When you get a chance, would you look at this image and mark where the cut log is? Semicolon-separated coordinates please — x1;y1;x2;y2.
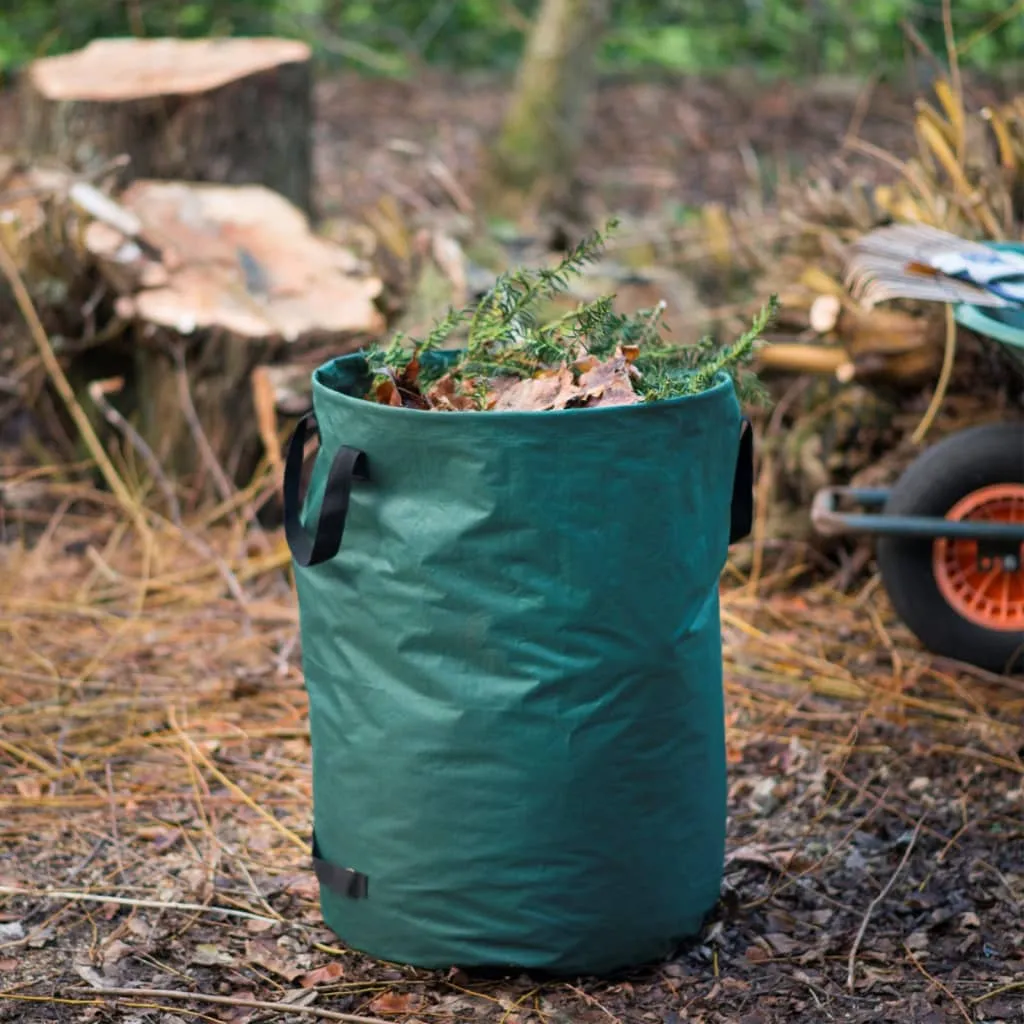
80;178;385;486
809;294;841;334
756;343;849;376
85;180;384;340
20;37;314;217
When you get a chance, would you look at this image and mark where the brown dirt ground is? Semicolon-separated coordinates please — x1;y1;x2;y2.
2;66;1024;1024
309;68;1013;221
1;522;1022;1024
3;66;1011;221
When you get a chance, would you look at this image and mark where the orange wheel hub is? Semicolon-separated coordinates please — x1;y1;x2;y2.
933;484;1024;631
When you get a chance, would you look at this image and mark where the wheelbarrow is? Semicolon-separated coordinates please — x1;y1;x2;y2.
811;280;1024;674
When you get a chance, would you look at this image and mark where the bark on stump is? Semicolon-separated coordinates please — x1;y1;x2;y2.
20;37;314;218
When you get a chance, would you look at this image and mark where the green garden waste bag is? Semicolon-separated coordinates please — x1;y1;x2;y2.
284;350;754;976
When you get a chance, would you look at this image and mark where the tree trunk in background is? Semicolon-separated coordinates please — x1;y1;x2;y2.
482;0;611;231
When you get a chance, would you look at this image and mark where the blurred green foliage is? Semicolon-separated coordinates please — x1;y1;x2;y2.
1;0;1021;77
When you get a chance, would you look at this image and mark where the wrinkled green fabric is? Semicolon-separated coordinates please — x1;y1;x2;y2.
293;351;743;976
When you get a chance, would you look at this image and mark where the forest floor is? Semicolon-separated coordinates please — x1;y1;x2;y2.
3;66;1013;219
1;67;1023;1024
1;514;1021;1024
307;67;1016;222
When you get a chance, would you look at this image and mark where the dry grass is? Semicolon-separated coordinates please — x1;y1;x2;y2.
1;466;1022;1021
2;42;1024;1017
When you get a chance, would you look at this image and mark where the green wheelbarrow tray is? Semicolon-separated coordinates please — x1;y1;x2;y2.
952;239;1024;370
953;302;1024;364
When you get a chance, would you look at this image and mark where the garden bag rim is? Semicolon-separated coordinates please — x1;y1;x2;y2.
288;350;755;569
311;351;737;423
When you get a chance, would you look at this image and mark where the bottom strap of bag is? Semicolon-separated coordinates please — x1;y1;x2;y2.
312;831;369;899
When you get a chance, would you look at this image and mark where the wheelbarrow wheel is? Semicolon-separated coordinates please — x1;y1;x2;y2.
875;422;1024;673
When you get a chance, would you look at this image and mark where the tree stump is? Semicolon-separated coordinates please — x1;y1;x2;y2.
20;37;314;218
80;178;385;489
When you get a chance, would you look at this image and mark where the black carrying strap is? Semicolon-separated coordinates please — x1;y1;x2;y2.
312;831;369;899
729;417;754;545
283;413;368;569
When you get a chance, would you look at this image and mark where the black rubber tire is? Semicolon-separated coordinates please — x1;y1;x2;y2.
875;421;1024;674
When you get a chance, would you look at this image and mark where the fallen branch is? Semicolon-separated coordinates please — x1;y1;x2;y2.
60;378;253;616
756;342;849;376
904;942;972;1024
65;986;394;1024
0;884;280;926
171;341;236;506
972;980;1024;1006
846;814;927;990
173;341;275;559
87;376;182;524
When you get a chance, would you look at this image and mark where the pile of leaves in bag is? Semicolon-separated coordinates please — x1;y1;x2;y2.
364;221;778;412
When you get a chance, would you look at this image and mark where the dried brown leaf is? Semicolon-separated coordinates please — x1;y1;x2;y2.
765;909;797;932
369;991;420;1015
137;827;181;853
191;943;235;967
493;365;581;412
300;961;345;987
245;938;304;981
427;374;479;411
398;354;421;390
375;377;402;407
101;938;134;966
726;844;785;870
15;778;42;799
578;354;641;408
764;933;800;956
244;917;278;934
573;354;601;374
74;964;108;989
583;377;639;408
388;355;432;409
977;998;1021;1020
484;376;521;409
283;875;319;901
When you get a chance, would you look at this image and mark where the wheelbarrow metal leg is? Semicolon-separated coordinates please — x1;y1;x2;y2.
811;486;1024;542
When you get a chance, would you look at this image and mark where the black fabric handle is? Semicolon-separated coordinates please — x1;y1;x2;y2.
312;831;369;899
729;417;754;545
283;413;368;569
